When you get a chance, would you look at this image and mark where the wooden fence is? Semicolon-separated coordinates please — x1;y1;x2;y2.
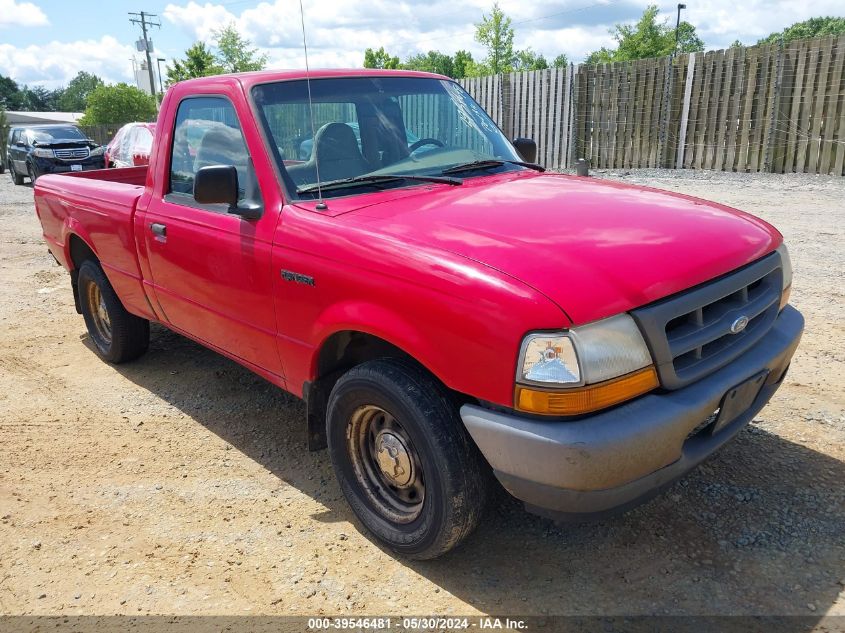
459;34;845;176
77;124;122;146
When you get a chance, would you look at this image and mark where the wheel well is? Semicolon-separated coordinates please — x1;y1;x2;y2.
69;234;98;269
68;235;98;313
304;331;422;451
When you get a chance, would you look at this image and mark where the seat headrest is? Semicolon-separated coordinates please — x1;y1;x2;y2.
312;122;361;162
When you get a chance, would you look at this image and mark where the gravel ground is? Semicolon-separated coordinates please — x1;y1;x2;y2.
0;169;843;618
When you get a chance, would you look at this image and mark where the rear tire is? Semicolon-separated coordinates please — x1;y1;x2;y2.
327;358;489;559
78;260;149;363
10;163;24;185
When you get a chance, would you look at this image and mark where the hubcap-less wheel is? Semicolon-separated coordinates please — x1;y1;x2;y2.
347;405;425;524
86;282;112;346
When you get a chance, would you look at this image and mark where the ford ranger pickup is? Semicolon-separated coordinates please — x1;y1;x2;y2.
33;69;804;559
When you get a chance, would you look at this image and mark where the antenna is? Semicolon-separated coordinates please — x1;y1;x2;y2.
298;0;326;210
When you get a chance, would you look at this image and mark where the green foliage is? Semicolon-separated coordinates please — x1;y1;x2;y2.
0;74;23;110
513;48;548;71
0;108;8;157
730;39;744;49
400;49;476;79
213;24;268;73
19;86;63;111
78;83;157;125
586;5;703;63
363;47;400;69
402;51;455;77
453;50;474;78
58;71;104;111
474;2;515;74
166;42;224;85
757;17;845;45
552;53;569;68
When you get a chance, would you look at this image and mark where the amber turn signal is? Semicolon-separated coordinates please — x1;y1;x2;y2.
515;366;659;416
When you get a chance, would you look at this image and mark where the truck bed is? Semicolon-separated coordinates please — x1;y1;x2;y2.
33;166;154;320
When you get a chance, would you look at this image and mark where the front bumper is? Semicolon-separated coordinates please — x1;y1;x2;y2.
32;155;105;175
461;305;804;521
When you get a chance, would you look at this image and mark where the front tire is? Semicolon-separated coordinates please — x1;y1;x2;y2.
78;260;149;363
327;358;489;559
27;163;38;183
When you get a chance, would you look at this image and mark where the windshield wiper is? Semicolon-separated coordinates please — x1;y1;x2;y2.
440;159;545;176
297;173;462;195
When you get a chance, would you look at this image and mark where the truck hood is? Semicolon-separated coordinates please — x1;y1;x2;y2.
344;173;781;325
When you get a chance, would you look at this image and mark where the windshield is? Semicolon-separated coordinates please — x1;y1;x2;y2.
29;126;86;142
252;76;524;199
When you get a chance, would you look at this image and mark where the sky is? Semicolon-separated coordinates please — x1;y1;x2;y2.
0;0;843;89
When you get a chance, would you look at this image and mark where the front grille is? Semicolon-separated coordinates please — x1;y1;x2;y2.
632;252;783;390
53;147;89;160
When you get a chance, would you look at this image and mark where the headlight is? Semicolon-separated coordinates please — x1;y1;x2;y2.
89;145;105;156
33;148;54;158
776;243;792;310
515;314;658;416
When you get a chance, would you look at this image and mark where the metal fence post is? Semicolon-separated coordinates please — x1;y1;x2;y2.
657;55;674;167
675;52;696;169
763;36;785;172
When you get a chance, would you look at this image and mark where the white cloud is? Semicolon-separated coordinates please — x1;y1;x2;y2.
0;0;49;27
0;36;140;88
163;1;238;43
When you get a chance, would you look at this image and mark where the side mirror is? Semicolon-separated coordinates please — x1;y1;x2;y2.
512;137;537;164
194;164;239;207
194;165;261;220
15;140;26;147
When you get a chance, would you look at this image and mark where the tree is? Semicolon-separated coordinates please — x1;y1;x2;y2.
166;42;224;85
757;17;845;45
474;2;515;74
363;47;400;69
0;74;24;110
402;51;455;77
453;50;474;78
78;83;157;125
730;39;744;48
552;53;569;68
586;5;703;63
58;71;104;111
0;108;9;161
513;48;548;71
213;24;268;73
18;86;63;112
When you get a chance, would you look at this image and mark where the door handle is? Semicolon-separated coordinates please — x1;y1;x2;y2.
150;222;167;239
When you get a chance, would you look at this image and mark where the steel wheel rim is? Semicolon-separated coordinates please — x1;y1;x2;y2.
86;282;112;346
347;404;425;524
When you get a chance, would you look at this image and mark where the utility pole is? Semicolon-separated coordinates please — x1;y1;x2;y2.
129;11;160;99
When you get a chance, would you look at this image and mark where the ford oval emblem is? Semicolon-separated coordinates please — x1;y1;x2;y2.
730;315;749;334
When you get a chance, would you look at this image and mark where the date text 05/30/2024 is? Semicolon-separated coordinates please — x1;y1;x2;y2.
307;617;528;630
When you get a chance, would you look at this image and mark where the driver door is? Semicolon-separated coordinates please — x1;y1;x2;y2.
142;95;282;376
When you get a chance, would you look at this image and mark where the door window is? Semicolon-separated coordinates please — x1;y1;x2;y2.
169;96;256;205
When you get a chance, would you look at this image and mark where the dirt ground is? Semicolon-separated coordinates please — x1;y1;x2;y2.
0;169;843;618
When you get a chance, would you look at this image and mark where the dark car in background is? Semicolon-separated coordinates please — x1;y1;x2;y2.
105;122;156;168
6;124;105;185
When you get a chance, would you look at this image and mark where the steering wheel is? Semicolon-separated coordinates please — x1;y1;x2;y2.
408;138;445;152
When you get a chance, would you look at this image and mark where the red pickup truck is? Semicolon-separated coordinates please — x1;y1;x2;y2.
34;69;803;559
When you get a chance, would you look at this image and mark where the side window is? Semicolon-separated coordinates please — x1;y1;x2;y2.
169;96;253;204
